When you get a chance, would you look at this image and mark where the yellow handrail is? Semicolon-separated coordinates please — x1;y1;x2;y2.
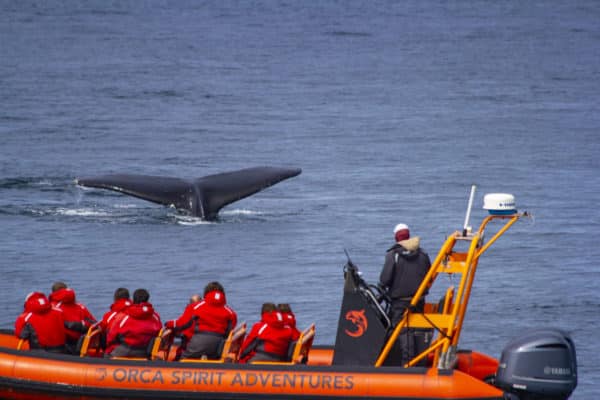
375;234;457;367
375;212;524;368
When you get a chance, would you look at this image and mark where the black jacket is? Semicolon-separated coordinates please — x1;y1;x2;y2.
379;237;431;299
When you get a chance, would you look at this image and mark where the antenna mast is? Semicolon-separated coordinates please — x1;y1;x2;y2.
462;185;477;236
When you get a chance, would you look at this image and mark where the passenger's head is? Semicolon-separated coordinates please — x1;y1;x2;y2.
204;281;224;296
132;288;150;304
114;287;130;301
262;307;285;327
261;302;277;315
24;292;51;313
51;281;67;293
393;223;410;242
189;294;201;304
278;303;296;327
277;303;292;313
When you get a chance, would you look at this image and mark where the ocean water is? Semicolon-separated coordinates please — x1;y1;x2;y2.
1;1;599;398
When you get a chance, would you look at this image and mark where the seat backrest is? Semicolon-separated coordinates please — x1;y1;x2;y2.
150;328;174;361
78;323;104;357
221;322;247;362
291;323;315;364
17;338;29;351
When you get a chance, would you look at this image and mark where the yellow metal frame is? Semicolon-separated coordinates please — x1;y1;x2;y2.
375;212;525;368
79;322;103;357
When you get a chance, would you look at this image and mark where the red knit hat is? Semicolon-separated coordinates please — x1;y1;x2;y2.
394;223;410;242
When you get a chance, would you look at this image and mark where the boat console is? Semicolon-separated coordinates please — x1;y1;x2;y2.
332;259;391;365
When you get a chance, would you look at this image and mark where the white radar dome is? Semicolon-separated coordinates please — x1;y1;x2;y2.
483;193;517;215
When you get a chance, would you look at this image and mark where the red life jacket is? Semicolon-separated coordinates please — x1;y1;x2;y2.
239;311;295;362
166;290;237;340
105;302;161;354
257;311;295;357
281;311;301;340
49;288;96;342
15;292;66;349
165;301;199;340
101;298;131;331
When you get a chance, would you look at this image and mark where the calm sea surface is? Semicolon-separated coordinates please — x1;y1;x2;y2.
1;1;599;398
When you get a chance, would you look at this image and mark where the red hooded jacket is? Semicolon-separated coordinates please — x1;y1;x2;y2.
15;292;66;350
281;311;301;340
100;298;131;332
105;302;161;355
49;288;96;342
165;290;237;340
165;300;199;341
239;311;295;363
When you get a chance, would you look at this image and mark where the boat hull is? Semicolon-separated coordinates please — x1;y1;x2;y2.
0;331;503;400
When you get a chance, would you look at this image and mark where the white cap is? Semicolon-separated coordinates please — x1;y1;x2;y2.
393;223;409;233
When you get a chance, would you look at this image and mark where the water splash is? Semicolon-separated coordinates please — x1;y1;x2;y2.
222;209;264;216
174;215;215;226
55;208;112;217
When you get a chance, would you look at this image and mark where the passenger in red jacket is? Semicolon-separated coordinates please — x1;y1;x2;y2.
181;294;202;340
238;302;274;363
100;287;131;332
105;288;162;358
277;303;301;340
164;294;202;360
49;282;97;354
15;292;66;353
165;282;237;360
239;303;295;363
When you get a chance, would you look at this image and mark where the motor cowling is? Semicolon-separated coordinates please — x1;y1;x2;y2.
495;329;577;400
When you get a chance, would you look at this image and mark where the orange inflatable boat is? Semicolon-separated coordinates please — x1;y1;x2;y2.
0;193;578;400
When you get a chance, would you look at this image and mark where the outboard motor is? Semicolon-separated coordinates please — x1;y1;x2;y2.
495;329;577;400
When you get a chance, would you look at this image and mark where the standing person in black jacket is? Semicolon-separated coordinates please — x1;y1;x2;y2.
379;223;432;325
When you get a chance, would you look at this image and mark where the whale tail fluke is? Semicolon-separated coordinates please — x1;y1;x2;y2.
75;166;301;220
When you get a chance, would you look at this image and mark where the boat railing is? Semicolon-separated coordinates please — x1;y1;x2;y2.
360;285;391;328
375;213;525;369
